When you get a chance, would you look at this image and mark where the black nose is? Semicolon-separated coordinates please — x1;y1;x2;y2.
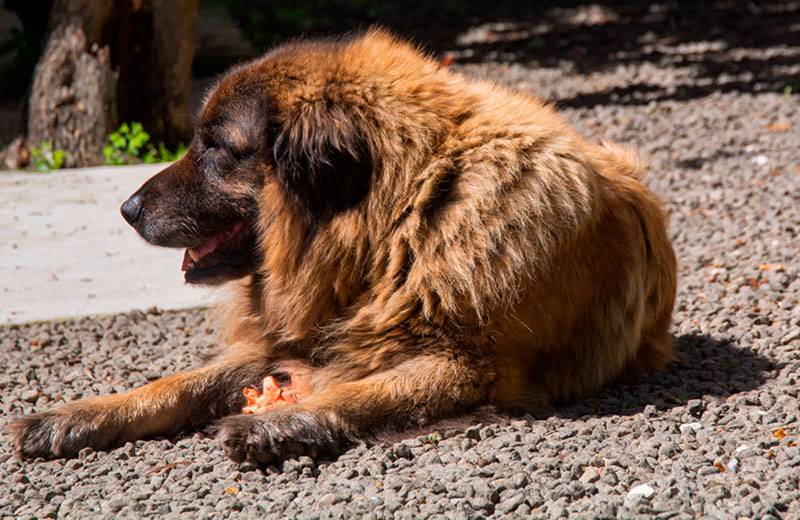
120;194;144;225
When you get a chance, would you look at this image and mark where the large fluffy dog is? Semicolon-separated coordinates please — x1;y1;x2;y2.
12;29;676;464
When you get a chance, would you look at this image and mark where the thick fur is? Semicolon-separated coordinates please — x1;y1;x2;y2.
11;29;677;463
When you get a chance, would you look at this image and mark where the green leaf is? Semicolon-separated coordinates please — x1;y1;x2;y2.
142;146;158;163
174;144;187;160
157;141;169;161
52;150;66;169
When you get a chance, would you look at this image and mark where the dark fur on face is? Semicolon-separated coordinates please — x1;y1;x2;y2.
121;45;377;283
121;94;269;284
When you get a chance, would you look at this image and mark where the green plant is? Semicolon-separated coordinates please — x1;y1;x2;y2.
102;122;150;165
103;122;186;165
154;141;188;163
29;142;66;172
422;432;442;445
784;85;794;97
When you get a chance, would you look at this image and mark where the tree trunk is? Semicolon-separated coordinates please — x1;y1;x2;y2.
25;0;197;168
28;23;117;167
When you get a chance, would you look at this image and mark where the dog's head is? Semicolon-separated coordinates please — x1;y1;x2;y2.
121;37;378;285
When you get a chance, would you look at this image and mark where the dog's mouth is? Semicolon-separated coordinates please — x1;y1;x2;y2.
181;221;259;285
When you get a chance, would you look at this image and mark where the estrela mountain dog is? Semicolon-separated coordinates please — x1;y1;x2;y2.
12;29;676;464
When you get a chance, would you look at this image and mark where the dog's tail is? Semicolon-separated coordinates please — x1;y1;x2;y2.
594;140;648;180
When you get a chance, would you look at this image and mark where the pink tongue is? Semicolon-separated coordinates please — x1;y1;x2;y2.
182;235;221;272
181;222;245;272
194;235;220;258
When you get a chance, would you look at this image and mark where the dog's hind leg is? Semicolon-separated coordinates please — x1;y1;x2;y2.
10;341;271;459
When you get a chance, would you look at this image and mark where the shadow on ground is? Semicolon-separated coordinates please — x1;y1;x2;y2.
379;332;777;445
197;1;800;108
556;333;777;419
410;0;800;106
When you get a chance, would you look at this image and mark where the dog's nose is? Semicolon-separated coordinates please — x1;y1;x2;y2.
120;194;144;225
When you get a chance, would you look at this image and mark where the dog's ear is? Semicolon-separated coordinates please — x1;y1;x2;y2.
272;102;373;217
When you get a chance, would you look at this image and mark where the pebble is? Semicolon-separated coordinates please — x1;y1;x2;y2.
20;389;39;403
627;484;656;501
679;422;703;434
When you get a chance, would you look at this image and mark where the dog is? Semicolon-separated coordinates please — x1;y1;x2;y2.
11;29;676;464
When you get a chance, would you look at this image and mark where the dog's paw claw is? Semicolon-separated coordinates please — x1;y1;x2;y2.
10;413;57;459
10;408;115;460
216;409;345;466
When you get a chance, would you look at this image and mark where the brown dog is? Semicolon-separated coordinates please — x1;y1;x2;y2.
11;29;676;464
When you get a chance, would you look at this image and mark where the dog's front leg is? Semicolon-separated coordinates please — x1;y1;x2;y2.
11;342;270;459
217;351;494;465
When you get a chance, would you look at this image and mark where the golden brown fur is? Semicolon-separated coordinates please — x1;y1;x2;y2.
12;29;676;463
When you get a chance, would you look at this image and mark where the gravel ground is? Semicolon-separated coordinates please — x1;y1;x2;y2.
2;3;800;518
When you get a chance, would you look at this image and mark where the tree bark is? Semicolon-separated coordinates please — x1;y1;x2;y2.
28;23;117;167
25;0;197;167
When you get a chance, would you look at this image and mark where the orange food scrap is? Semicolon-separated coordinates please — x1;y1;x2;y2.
223;486;239;495
241;369;311;415
242;376;287;414
758;263;785;272
764;122;790;133
773;428;786;440
713;461;726;472
242;386;261;407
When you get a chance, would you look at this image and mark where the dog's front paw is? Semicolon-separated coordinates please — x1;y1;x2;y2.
10;407;117;459
216;408;348;466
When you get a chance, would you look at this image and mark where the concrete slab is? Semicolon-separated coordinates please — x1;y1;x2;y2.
0;164;217;324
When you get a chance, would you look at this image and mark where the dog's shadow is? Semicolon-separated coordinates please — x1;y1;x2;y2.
381;333;777;446
554;333;777;420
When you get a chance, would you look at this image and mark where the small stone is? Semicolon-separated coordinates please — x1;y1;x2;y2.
752;154;769;166
579;467;601;483
392;444;413;460
510;472;528;489
781;328;800;345
679;422;703;434
319;493;338;506
686;399;704;417
626;484;655;503
464;426;481;440
106;496;128;512
65;460;83;470
497;491;526;513
735;445;757;458
20;389;39;403
78;447;95;459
